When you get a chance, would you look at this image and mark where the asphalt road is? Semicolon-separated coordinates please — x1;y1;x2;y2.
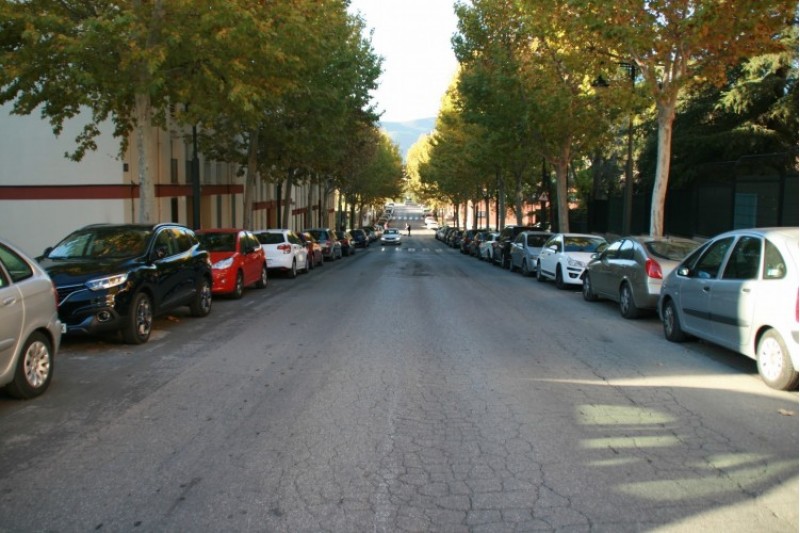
0;215;797;532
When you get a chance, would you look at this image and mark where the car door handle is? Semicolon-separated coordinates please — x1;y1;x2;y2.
2;296;16;306
702;286;711;292
741;287;751;293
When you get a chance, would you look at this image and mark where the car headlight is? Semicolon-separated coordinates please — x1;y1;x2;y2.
213;257;234;270
567;257;585;268
86;273;129;291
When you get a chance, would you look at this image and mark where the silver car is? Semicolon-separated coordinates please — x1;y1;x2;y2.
658;227;799;390
381;228;402;245
583;236;700;318
509;231;551;276
0;239;61;398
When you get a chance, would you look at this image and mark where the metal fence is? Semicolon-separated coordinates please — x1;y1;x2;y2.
580;153;798;238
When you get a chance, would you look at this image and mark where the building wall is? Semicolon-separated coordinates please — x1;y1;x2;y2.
0;105;337;256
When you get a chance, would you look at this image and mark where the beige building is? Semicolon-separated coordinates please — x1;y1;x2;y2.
0;105;337;256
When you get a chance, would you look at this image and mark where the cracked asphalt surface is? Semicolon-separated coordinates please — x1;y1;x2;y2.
0;226;797;532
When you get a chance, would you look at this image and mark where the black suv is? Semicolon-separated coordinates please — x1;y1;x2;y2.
39;223;213;344
494;225;548;268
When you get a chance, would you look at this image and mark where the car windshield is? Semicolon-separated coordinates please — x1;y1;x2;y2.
255;233;284;245
198;233;236;252
526;234;549;247
564;236;606;252
48;227;150;259
308;230;328;241
385;229;399;235
646;240;699;261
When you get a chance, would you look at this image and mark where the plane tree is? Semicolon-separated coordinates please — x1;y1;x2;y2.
572;0;797;236
0;0;284;223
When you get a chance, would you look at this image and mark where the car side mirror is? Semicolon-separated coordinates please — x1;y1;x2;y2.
42;246;53;257
677;266;691;277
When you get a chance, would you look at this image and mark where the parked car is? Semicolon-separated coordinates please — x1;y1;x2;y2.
299;232;324;269
536;233;608;289
459;229;481;254
583;236;700;318
350;229;369;248
469;230;492;257
197;229;267;298
658;227;799;390
494;225;546;268
0;239;61;398
336;230;356;257
39;223;212;344
425;220;440;230
478;232;500;261
253;229;309;279
305;228;342;261
509;231;551;276
360;227;377;243
381;228;402;245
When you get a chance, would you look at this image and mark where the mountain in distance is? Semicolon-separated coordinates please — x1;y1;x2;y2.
380;117;435;161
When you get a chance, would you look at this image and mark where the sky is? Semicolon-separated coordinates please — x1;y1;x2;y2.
347;0;460;123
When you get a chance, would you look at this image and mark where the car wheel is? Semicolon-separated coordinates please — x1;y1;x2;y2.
304;256;311;273
582;275;598;301
508;257;516;272
5;332;53;399
662;299;686;342
521;260;531;277
619;283;640;319
190;277;213;317
256;264;268;288
536;261;546;282
289;259;297;279
122;292;153;344
757;329;799;391
231;270;245;299
555;266;566;290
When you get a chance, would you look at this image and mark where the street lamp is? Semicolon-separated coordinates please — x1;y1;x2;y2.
592;62;638;235
619;62;637;236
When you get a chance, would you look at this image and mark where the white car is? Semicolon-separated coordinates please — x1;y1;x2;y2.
659;227;799;390
381;228;402;246
425;221;439;230
0;238;61;398
536;233;608;289
478;232;499;261
254;229;309;278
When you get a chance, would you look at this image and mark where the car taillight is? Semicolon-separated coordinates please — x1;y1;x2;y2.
645;259;663;279
277;243;292;254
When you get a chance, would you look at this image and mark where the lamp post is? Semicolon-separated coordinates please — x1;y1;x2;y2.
620;62;637;236
191;123;201;230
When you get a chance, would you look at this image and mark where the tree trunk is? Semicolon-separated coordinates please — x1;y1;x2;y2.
242;128;259;230
282;170;292;228
514;169;524;225
497;172;506;229
134;93;155;223
307;179;314;230
554;145;571;233
650;100;676;237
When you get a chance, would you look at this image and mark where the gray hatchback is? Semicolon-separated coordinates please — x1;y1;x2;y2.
658;227;799;390
0;239;61;398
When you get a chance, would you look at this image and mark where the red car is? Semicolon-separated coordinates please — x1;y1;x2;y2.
197;229;268;298
299;232;324;269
